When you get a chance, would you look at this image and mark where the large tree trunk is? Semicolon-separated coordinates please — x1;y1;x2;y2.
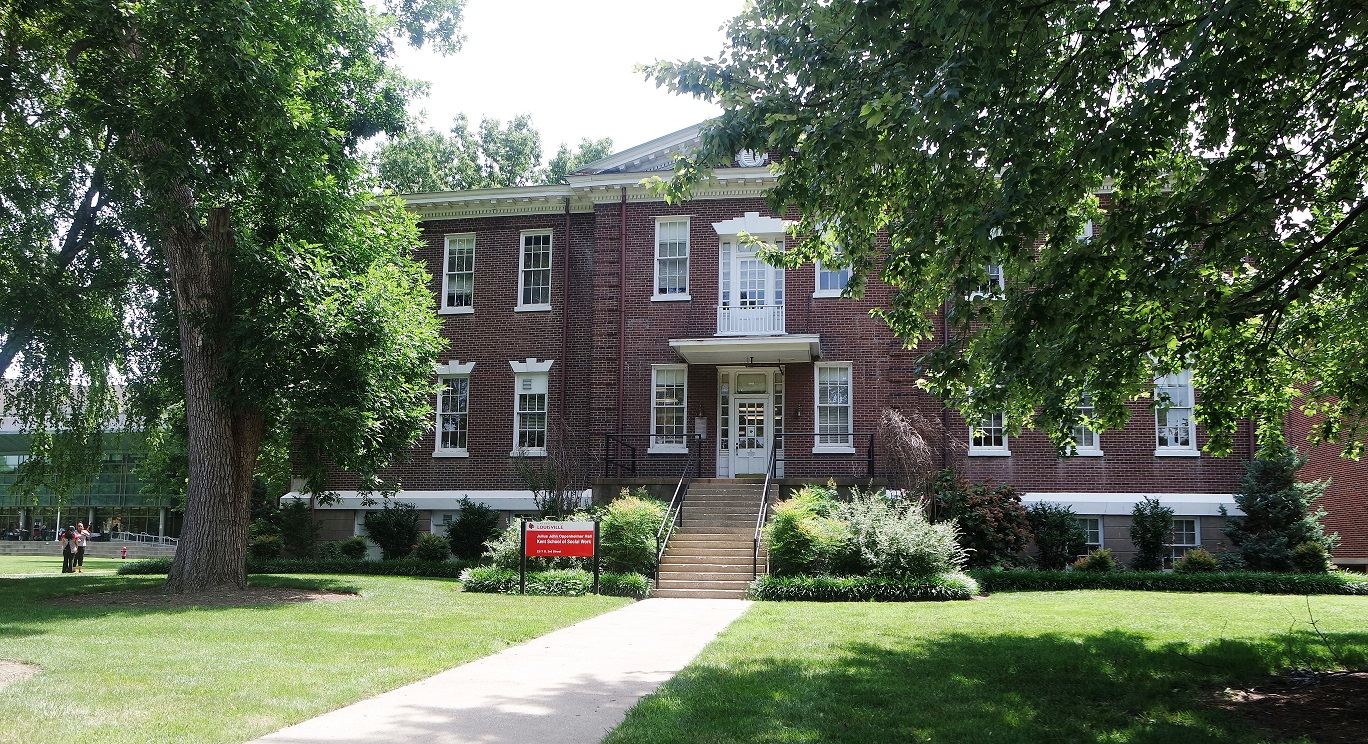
163;204;262;593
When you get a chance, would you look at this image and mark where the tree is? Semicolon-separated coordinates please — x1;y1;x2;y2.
445;496;501;560
371;116;612;192
1025;502;1087;570
363;500;422;560
3;0;462;592
1223;444;1336;572
647;0;1368;456
1129;497;1175;571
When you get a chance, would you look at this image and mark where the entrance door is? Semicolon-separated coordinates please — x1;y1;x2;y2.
732;396;771;475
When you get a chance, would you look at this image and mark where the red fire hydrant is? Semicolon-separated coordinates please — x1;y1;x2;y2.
120;546;127;559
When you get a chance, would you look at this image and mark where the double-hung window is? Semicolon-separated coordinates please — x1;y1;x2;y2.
1155;370;1198;456
969;412;1010;455
434;360;474;457
650;365;688;452
442;233;475;313
815;363;854;451
517;230;553;311
1169;518;1200;562
510;359;553;456
654;218;690;299
1071;394;1103;456
814;248;851;298
1077;517;1103;549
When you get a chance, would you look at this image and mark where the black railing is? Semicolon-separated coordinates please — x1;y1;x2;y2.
761;432;877;480
753;442;780;579
654;444;700;581
602;433;703;479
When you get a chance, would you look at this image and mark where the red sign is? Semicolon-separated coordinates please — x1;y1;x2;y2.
525;521;596;558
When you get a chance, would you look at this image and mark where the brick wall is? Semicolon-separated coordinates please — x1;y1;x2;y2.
1285;404;1368;563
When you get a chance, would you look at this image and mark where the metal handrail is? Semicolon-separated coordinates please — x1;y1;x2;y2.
653;443;699;581
753;442;780;579
113;531;178;547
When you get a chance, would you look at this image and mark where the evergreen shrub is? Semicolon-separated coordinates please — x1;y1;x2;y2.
413;532;452;562
363;501;422;560
1130;497;1174;571
445;497;502;560
1026;502;1087;570
1224;445;1336;573
598;492;668;575
1173;547;1219;573
970;569;1368;595
1072;548;1121;573
748;573;978;602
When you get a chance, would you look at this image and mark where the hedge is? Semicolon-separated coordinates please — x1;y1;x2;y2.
747;573;979;602
969;569;1368;595
116;557;478;579
458;567;653;598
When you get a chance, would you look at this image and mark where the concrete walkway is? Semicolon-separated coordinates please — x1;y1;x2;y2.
253;598;752;744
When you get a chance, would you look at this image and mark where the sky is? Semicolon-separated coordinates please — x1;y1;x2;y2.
389;0;746;158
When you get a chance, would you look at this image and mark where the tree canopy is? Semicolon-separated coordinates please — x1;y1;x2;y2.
371;114;612;192
647;0;1368;456
1;0;460;591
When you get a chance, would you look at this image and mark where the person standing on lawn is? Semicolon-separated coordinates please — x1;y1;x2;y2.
74;522;90;573
60;526;77;573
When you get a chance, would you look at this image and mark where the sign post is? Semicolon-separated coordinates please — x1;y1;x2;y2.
524;519;599;594
519;520;527;595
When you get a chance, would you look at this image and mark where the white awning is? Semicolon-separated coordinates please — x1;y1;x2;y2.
669;335;821;365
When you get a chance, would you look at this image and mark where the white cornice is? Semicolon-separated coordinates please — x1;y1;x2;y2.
575;122;705;174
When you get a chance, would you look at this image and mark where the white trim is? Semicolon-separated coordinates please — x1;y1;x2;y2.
508;358;554;374
813;362;853;452
814;253;850;299
436;360;476;375
1154;449;1201;458
968;412;1010;456
654;216;691;299
573;122;702;174
649;364;690;454
712;211;790;237
434;367;472;458
1021;492;1241;517
651;294;691;302
1071;397;1103;456
1077;516;1103;547
510;367;550;457
1154;370;1198;455
438;306;474;315
516;229;554;312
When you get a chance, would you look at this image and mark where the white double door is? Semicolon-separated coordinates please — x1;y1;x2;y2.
719;368;781;477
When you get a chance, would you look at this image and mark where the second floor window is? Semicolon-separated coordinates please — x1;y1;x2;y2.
814;246;850;298
442;234;475;312
1155;370;1197;455
815;363;853;449
969;412;1010;455
1072;394;1102;455
518;231;553;310
655;218;690;298
513;371;549;455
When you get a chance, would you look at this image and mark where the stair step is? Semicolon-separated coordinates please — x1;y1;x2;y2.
653;588;750;599
672;527;754;536
667;539;755;549
657;579;753;591
658;571;761;581
664;547;756;557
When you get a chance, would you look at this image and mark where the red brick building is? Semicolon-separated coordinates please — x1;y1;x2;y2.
303;123;1363;569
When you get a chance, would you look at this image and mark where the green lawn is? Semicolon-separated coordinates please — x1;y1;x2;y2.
0;570;630;743
605;592;1368;744
0;554;126;575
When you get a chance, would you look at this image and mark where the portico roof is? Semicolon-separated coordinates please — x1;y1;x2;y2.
668;335;821;365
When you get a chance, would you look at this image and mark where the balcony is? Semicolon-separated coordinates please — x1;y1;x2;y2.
716;303;785;336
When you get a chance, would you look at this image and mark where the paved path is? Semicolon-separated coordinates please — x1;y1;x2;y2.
253;598;752;744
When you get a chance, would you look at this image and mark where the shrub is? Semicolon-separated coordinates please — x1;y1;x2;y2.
276;499;323;559
363;501;422;560
931;471;1031;568
969;569;1368;596
1173;547;1219;573
1026;502;1087;570
1213;547;1248;572
598;492;668;575
445;497;502;561
763;496;848;576
459;566;652;598
484;521;525;570
249;534;284;559
835;489;966;579
336;536;368;560
413;532;452;562
748;573;979;602
1224;445;1337;573
1072;548;1121;573
1130;497;1174;571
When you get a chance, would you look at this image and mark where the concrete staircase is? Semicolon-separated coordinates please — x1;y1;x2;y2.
0;541;176;559
655;480;770;599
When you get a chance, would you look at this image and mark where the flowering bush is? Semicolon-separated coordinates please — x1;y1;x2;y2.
932;471;1032;567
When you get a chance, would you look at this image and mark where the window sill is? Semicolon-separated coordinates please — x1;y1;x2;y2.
432;449;469;458
812;445;856;454
967;449;1012;457
811;290;844;299
1154;449;1200;457
515;304;552;313
1070;450;1104;457
438;306;474;315
509;449;548;457
652;294;691;302
647;445;690;454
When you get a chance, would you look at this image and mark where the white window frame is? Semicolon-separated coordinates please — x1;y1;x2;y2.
1154;370;1199;457
1071;394;1103;456
968;412;1011;456
1169;517;1200;561
509;359;553;456
1077;517;1103;548
440;233;475;314
652;217;691;301
516;230;553;312
969;263;1005;299
814;362;854;453
434;360;474;458
649;365;689;453
813;248;851;299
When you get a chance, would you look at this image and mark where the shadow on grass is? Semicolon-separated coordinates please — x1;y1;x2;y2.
606;629;1368;744
0;573;365;639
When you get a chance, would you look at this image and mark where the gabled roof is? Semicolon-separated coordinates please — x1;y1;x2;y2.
573;122;705;175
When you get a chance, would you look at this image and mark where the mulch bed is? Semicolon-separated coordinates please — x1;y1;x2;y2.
1221;670;1368;743
49;586;358;609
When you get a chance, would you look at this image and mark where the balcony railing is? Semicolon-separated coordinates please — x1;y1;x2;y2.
716;303;785;336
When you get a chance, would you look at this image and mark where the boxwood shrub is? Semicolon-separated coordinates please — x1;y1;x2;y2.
459;566;653;599
970;569;1368;595
116;557;478;579
748;572;979;602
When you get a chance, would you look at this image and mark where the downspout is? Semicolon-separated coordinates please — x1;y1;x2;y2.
940;299;950;471
561;196;572;422
616;187;627;433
